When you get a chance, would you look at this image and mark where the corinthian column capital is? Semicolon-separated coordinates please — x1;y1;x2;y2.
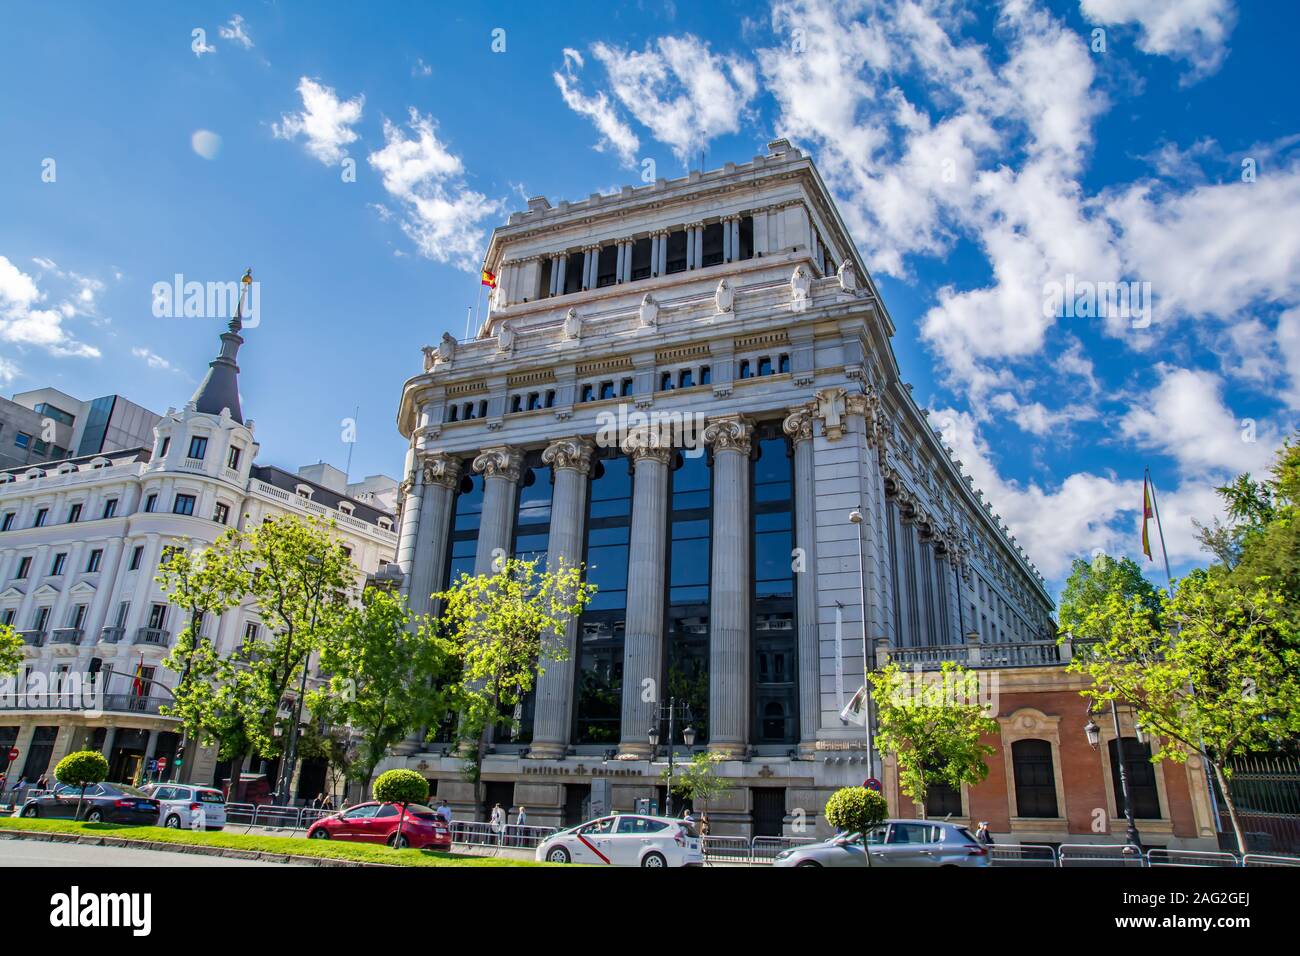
421;453;463;489
472;446;523;481
541;436;596;474
703;414;753;455
620;426;675;466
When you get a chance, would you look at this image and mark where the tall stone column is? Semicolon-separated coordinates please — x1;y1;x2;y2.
530;437;595;758
914;530;933;644
783;407;820;755
655;230;668;276
890;503;913;647
407;454;462;618
722;217;733;262
395;464;422;592
618;432;673;757
691;222;704;269
556;253;567;294
705;415;753;757
472;447;522;575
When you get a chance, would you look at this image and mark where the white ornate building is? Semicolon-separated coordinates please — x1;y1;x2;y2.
0;310;398;792
374;140;1214;847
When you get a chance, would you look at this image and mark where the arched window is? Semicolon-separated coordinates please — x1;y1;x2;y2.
1012;739;1059;818
761;701;786;741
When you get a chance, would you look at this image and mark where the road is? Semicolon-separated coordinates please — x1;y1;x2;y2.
0;839;299;867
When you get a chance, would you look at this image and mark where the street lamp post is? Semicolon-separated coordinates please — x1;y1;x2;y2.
275;663;311;806
648;698;695;818
1085;700;1142;848
847;509;878;780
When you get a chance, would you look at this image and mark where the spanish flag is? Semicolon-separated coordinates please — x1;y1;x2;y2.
132;654;146;697
480;268;497;289
1141;473;1154;560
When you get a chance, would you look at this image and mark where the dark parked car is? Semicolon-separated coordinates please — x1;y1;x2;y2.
17;782;161;825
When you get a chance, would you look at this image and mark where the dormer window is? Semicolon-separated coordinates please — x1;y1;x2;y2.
295;485;314;501
158;436;170;458
377;518;392;531
339;502;355;517
227;446;242;470
188;436;208;460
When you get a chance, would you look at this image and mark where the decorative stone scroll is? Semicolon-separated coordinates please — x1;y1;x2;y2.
421;453;462;490
541;437;595;475
472;446;523;482
703;414;753;455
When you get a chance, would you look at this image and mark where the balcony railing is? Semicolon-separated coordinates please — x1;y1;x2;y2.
18;630;45;647
0;692;171;716
885;639;1068;670
134;627;170;647
50;627;83;645
98;626;125;644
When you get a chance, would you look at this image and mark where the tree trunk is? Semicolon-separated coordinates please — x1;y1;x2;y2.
226;750;245;803
1211;760;1247;856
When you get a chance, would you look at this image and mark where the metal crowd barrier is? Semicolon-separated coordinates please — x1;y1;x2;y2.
253;805;303;830
1058;843;1146;867
989;844;1058;867
751;835;816;862
1147;848;1240;867
224;802;256;825
449;820;556;848
1243;853;1300;867
700;835;763;863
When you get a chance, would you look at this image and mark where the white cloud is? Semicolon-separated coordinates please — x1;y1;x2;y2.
1278;307;1300;410
412;58;432;78
219;14;254;50
1119;365;1283;478
562;35;757;165
367;109;502;271
0;255;100;359
131;347;177;372
0;356;18;386
273;77;364;166
554;49;641;167
1079;0;1237;79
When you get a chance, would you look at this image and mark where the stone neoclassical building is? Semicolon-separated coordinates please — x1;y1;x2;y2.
1;307;398;794
385;141;1217;847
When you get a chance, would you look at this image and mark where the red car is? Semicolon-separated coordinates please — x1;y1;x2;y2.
306;801;452;850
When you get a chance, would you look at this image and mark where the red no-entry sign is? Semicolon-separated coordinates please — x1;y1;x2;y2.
7;747;19;762
156;757;168;769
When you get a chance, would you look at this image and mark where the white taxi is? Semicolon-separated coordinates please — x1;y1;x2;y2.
140;783;227;830
536;813;704;867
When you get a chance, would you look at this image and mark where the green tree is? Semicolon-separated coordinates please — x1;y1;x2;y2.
156;531;249;781
661;751;731;812
372;768;430;848
1221;436;1300;614
823;785;888;837
54;750;109;821
309;588;457;790
432;558;595;814
1059;554;1164;635
1066;568;1300;854
869;662;998;818
166;515;354;801
0;621;22;679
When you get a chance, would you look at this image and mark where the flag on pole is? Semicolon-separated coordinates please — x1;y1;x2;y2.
480;268;497;289
1141;472;1154;560
132;654;146;697
840;685;869;727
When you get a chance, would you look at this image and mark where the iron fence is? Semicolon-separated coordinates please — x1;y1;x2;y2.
989;844;1058;867
1219;755;1300;854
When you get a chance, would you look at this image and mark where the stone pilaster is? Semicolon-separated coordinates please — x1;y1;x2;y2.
784;407;820;755
705;415;752;757
530;437;595;758
618;430;673;757
472;446;523;575
406;454;462;619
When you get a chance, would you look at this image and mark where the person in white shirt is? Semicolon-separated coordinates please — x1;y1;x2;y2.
490;803;506;845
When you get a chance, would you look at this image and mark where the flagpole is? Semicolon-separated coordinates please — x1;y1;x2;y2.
1148;467;1224;832
473;282;484;337
1145;467;1175;599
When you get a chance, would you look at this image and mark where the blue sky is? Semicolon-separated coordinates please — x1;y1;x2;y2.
2;0;1297;600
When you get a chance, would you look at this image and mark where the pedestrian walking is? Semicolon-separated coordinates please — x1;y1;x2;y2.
15;777;28;802
36;772;48;792
699;812;710;837
514;805;528;847
490;802;506;846
975;821;995;846
436;799;452;825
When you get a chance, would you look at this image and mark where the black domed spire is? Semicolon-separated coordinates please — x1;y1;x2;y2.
190;268;252;423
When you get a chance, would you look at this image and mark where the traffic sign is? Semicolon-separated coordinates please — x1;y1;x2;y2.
6;747;17;762
863;777;882;793
157;757;168;769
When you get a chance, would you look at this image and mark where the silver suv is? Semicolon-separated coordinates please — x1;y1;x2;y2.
141;783;227;830
773;819;991;867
